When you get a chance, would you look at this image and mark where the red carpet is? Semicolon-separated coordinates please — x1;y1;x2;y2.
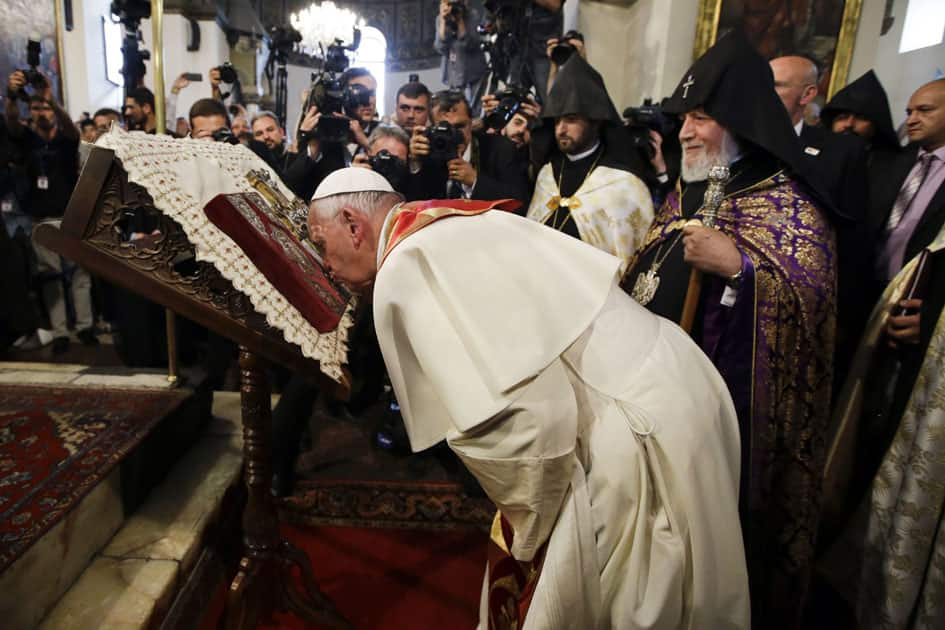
259;524;488;629
0;383;190;571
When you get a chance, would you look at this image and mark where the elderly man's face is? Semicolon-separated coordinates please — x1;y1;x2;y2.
679;108;738;182
308;207;377;294
770;56;818;124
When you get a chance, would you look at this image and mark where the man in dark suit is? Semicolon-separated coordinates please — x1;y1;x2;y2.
406;91;530;204
871;79;945;296
771;55;872;386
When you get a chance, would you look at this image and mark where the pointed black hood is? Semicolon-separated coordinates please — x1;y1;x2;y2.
821;70;899;150
663;30;809;182
543;55;621;123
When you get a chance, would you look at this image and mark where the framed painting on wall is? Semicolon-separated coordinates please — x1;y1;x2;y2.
693;0;864;100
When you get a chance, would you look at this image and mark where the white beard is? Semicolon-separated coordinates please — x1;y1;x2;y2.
681;131;741;182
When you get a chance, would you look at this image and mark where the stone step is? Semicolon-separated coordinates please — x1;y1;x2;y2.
36;392;255;630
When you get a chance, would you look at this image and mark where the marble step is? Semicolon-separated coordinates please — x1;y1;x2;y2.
36;392;256;630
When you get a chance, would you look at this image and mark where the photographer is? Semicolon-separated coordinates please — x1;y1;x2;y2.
491;0;564;104
481;90;542;149
352;124;410;191
405;90;529;204
124;86;156;133
189;98;231;140
6;69;95;353
393;81;430;134
341;67;379;156
281;104;348;201
434;0;487;110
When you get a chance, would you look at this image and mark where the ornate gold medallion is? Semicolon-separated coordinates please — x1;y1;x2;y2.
631;265;661;305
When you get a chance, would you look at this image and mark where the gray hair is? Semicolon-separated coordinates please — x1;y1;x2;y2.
368;124;409;151
251;110;280;127
309;190;403;224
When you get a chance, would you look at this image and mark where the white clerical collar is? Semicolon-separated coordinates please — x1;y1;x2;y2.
794;120;803;136
462;142;471;162
566;140;601;162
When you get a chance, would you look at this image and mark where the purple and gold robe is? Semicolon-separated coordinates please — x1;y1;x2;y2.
623;171;837;629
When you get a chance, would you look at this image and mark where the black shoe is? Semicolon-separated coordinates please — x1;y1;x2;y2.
76;328;100;346
52;336;70;355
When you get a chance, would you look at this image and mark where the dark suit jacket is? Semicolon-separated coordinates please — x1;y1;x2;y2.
799;124;870;223
404;132;531;206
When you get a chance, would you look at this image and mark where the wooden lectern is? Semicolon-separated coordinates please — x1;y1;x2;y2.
35;145;351;629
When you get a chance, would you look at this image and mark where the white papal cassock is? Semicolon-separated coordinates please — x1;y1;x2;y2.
372;207;750;629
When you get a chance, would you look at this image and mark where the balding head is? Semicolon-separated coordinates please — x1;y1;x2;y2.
906;78;945;151
770;56;820;126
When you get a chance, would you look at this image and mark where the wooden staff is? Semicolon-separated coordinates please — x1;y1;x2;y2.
679;164;729;334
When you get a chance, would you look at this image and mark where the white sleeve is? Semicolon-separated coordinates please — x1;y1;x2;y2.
446;358;578;562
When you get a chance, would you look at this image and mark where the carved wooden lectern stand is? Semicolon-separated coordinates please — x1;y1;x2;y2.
35;147;350;629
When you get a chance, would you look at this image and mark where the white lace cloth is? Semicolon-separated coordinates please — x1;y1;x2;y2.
95;127;352;382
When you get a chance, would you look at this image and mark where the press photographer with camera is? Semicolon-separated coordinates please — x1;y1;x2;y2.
525;55;653;272
189;98;232;141
405;90;529;204
352;124;410;191
484;0;563;104
340;68;379;156
434;0;487;111
622;98;680;206
6;67;96;353
393;81;431;134
481;87;542;149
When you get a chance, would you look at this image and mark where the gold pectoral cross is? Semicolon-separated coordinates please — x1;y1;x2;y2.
546;195;582;212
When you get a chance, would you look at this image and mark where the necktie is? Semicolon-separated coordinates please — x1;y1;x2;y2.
887;153;934;231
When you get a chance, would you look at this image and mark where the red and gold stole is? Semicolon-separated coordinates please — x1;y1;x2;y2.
378;198;521;268
487;513;548;630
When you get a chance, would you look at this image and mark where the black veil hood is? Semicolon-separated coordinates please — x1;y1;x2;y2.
821;70;900;150
542;55;621;123
663;30;808;180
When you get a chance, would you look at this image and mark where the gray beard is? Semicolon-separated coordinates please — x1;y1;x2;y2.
681;132;740;182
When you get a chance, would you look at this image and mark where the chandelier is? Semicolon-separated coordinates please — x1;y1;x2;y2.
290;2;365;55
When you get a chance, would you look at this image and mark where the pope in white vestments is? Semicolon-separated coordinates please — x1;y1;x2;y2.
307;168;750;629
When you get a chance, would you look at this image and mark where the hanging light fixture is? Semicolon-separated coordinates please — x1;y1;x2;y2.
290;1;365;55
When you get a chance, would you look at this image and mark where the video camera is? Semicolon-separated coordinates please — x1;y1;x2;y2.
300;30;363;143
110;0;151;93
550;30;583;66
483;84;529;130
15;39;46;100
426;121;464;162
622;99;675;160
368;149;408;188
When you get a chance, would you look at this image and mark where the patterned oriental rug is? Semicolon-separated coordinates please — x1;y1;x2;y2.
0;384;190;572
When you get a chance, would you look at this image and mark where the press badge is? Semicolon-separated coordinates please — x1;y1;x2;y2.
37;176;49;190
720;285;738;307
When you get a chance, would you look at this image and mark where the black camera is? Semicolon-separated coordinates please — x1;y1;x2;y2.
368;149;408;188
15;39;46;100
215;62;238;85
483;85;529;130
110;0;150;27
268;25;302;63
426;121;464;162
550;30;584;66
210;126;240;144
622;99;675;160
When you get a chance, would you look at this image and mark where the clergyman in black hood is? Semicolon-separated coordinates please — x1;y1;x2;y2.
524;55;654;273
621;30;837;630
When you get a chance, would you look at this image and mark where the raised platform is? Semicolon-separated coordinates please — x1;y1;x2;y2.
0;363;212;629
